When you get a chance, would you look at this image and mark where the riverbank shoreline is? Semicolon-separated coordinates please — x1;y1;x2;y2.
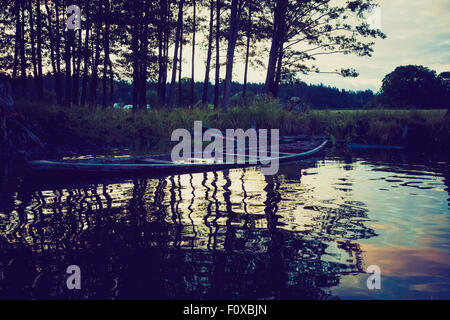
3;99;449;159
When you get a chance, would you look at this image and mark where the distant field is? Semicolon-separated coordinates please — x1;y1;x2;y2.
325;108;445;113
314;109;447;117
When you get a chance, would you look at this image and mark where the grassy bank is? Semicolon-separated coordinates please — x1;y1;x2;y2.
14;99;450;154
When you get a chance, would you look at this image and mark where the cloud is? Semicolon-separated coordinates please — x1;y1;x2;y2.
289;0;450;91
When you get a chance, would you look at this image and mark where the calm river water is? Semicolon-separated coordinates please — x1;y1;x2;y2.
0;150;449;299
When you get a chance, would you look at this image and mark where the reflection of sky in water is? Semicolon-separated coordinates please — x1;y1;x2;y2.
302;160;450;249
302;159;450;299
0;155;449;299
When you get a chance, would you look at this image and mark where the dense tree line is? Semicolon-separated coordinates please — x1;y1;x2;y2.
376;65;450;110
29;74;373;109
0;0;384;111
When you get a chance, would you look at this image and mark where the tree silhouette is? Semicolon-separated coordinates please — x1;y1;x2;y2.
0;0;387;108
380;65;446;109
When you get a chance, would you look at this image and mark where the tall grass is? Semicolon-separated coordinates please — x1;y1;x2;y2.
15;98;450;153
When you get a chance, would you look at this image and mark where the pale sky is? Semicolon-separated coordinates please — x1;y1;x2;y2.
180;0;450;92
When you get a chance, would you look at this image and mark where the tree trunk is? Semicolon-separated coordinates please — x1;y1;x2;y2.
131;1;140;112
223;0;243;111
89;14;102;110
80;5;91;107
72;28;82;105
264;0;287;97
167;0;185;107
161;11;170;105
109;59;114;106
273;43;284;97
190;0;196;106
28;0;38;97
202;0;214;104
103;0;110;109
242;0;252;99
140;0;150;110
178;9;184;108
213;0;220;109
36;0;44;101
44;0;60;104
65;29;73;108
19;3;27;96
13;0;20;80
55;0;63;104
156;0;165;107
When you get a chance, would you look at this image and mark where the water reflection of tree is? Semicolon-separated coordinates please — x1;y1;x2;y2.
1;167;375;299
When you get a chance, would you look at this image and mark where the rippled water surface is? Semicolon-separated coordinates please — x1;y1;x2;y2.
0;151;449;299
